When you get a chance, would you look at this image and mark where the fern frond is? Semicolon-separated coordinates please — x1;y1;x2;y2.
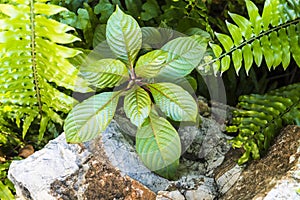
227;83;300;164
0;0;92;139
199;0;300;75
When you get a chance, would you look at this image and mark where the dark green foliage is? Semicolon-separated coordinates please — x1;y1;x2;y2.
227;83;300;164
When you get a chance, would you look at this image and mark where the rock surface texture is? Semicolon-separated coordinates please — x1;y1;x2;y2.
9;113;231;200
9;113;300;199
220;125;300;200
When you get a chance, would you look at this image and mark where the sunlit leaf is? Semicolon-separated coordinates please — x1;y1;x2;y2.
232;49;242;74
156;36;207;78
106;6;142;66
148;82;198;122
80;59;128;89
215;33;234;52
64;91;121;143
226;21;243;46
135;50;168;78
124;87;151;127
136;111;181;179
242;44;253;75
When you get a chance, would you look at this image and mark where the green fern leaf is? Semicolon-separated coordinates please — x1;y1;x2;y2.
0;0;92;139
200;0;300;75
227;83;300;165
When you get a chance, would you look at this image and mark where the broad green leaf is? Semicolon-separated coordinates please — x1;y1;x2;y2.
252;39;263;67
232;49;243;74
124;87;151;127
260;35;274;69
80;59;128;89
106;6;142;66
220;55;231;74
242;44;253;75
157;36;207;78
209;43;223;57
229;12;252;39
141;27;162;46
64;91;121;143
278;28;290;69
215;33;234;52
226;21;243;46
148;82;198;122
136;111;181;179
135;50;168;78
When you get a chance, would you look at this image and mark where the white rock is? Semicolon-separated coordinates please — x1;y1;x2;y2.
8;133;91;200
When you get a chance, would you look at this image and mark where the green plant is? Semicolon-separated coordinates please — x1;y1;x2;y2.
200;0;300;164
64;6;207;179
0;0;92;197
198;0;300;75
0;161;15;200
0;0;92;142
227;83;300;164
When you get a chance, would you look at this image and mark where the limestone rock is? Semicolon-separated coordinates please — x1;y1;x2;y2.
8;133;91;200
8;115;231;200
156;190;185;200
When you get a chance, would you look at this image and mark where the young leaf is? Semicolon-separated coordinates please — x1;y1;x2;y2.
106;5;142;66
252;39;263;67
232;49;243;74
156;36;207;78
80;59;128;89
215;33;234;52
278;28;290;69
64;91;121;143
135;50;168;78
136;111;181;179
242;44;253;75
226;21;243;46
221;55;231;74
228;12;252;40
209;43;223;57
148;82;198;122
260;35;274;69
124;87;151;127
245;0;262;35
